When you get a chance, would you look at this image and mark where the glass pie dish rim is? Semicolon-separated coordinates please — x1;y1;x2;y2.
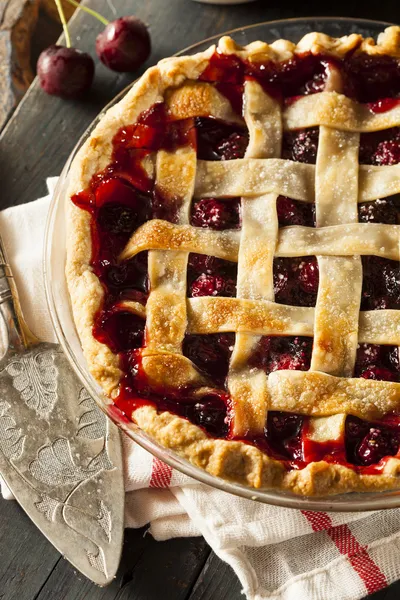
44;16;400;511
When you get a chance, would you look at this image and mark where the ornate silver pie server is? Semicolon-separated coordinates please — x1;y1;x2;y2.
0;235;124;585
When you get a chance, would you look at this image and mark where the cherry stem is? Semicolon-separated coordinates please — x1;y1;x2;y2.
65;0;109;26
54;0;71;48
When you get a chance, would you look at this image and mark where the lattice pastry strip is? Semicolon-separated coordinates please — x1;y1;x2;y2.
195;159;400;202
284;91;400;131
120;299;400;346
311;127;362;376
121;220;400;262
142;147;203;388
228;80;281;437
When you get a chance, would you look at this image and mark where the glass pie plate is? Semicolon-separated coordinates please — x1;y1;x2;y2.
44;17;400;511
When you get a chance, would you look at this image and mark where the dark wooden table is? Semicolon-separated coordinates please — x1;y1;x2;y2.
1;1;400;599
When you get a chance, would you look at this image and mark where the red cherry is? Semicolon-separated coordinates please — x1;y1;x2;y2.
37;45;94;98
276;196;309;226
96;17;151;73
359;366;396;381
357;428;399;465
216;132;248;160
372;140;400;166
356;343;382;367
190;274;236;298
298;257;319;294
191;198;240;230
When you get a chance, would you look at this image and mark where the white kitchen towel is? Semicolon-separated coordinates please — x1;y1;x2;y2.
2;178;400;600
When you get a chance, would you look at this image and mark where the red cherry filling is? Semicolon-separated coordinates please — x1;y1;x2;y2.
190;393;230;437
373;140;400;166
343;54;400;103
250;336;312;373
358;197;399;224
274;257;319;307
187;254;237;298
93;310;145;353
345;416;400;466
190;273;236;298
102;255;148;299
264;412;304;461
190;197;241;230
282;128;319;164
276;196;315;227
298;257;319;294
183;333;235;385
359;366;397;381
195;117;249;161
361;256;400;310
354;343;399;382
388;347;400;372
359;127;400;165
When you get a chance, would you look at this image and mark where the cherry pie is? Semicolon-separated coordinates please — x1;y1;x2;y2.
66;27;400;496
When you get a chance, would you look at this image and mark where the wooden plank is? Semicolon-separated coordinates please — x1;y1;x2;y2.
0;0;39;131
35;528;210;600
0;498;61;600
188;551;243;600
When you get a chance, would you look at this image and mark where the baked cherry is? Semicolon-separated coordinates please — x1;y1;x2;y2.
96;17;151;72
97;204;136;234
191;393;229;437
358;198;398;224
191;198;240;230
344;54;400;102
37;45;94;98
94;310;145;353
356;343;382;368
276;196;314;227
283;128;319;164
195;117;249;161
273;258;290;297
383;263;400;300
102;256;148;296
372;140;400;166
269;337;312;373
361;256;400;310
345;415;400;466
269;352;307;371
265;411;304;461
357;428;398;465
187;255;237;298
268;412;303;439
183;333;234;385
359;366;396;381
249;336;271;370
190;273;236;298
388;347;400;372
274;257;318;307
346;416;369;441
216;132;248;160
298;258;319;294
188;254;221;274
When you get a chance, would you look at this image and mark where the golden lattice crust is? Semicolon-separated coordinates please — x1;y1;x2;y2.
66;27;400;495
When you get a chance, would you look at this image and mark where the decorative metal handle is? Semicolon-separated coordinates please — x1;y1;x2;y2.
0;235;37;352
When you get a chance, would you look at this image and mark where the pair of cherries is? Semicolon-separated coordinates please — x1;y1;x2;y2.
38;8;151;99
